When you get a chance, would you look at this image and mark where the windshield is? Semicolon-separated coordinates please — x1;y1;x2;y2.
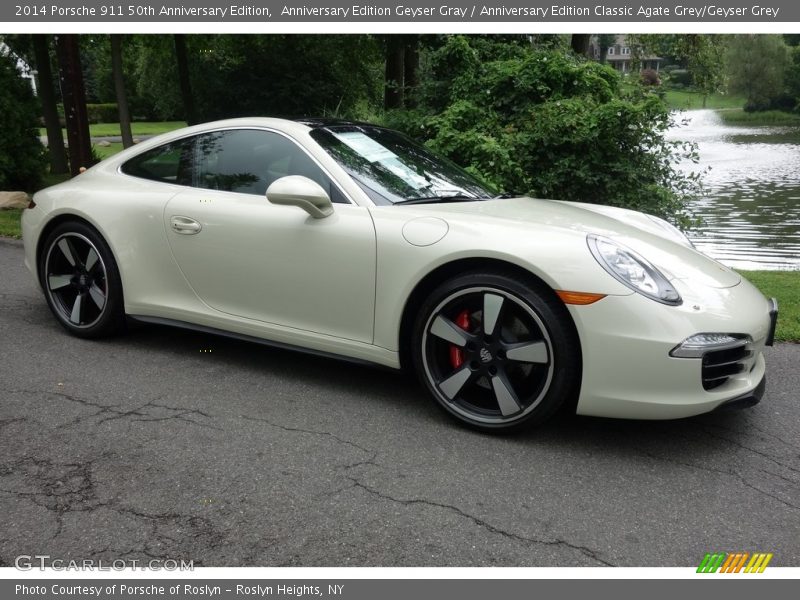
309;125;494;205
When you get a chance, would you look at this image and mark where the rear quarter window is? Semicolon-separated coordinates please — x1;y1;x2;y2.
121;138;194;184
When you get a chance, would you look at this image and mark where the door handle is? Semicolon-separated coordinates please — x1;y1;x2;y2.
170;215;202;235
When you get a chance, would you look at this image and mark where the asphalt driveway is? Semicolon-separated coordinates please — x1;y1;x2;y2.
1;237;798;567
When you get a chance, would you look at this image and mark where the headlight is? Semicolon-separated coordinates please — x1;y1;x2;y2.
588;234;682;306
645;214;695;249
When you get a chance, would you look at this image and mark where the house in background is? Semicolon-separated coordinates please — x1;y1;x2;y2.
589;35;663;73
0;42;37;93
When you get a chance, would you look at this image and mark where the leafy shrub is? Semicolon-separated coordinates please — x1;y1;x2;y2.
785;45;800;112
0;52;46;192
385;36;700;224
728;34;791;114
55;102;119;125
640;68;661;86
86;103;119;123
666;68;692;86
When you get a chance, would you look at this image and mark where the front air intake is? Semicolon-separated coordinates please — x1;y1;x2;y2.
701;343;751;390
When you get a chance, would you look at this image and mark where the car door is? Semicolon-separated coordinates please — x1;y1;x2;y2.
162;128;377;343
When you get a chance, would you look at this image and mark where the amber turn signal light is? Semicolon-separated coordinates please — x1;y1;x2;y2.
556;290;606;305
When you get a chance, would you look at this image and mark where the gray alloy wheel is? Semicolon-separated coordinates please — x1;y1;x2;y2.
413;271;580;432
40;222;126;338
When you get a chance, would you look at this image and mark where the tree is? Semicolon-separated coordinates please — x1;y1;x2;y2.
596;34;616;63
126;35;183;121
110;35;133;148
570;34;591;57
53;35;384;124
32;35;68;174
174;34;197;125
0;49;46;191
633;35;727;107
403;35;420;108
384;35;405;109
786;46;800;110
727;35;790;111
183;35;381;121
2;34;68;174
784;34;800;47
680;35;727;108
55;34;93;176
385;36;701;225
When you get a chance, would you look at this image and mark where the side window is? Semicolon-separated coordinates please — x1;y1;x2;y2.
191;129;349;203
121;137;194;184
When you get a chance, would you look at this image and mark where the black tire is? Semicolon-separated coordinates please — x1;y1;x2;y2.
39;221;126;338
411;270;581;433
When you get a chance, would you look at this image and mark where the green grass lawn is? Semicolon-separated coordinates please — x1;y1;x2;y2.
94;142;125;160
38;121;186;139
663;89;746;111
717;109;800;126
0;208;22;238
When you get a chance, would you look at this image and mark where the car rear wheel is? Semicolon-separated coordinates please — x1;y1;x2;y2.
40;222;126;338
412;271;581;432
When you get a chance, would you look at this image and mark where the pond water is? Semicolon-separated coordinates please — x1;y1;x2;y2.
667;109;800;270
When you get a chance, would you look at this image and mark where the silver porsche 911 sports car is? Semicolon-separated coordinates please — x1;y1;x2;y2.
22;118;778;432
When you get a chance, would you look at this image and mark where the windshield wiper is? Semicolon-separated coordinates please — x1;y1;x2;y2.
393;195;483;206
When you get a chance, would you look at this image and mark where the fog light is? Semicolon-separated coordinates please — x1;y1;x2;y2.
670;333;750;358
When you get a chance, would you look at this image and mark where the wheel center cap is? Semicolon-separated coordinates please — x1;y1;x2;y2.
479;347;493;363
78;274;89;286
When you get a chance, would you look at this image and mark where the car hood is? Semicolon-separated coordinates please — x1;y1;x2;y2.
405;197;741;289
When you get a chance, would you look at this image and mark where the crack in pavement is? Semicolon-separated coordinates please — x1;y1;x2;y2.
737;479;800;512
3;388;220;431
760;467;800;487
98;400;221;431
341;455;380;471
239;414;373;456
0;453;227;563
113;507;224;563
346;477;615;567
633;448;800;512
0;454;116;538
700;417;800;453
1;400;380;565
0;417;26;430
693;423;800;476
0;292;40;308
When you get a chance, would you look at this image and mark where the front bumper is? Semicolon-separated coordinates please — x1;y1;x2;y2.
713;375;766;412
766;297;778;347
568;277;773;420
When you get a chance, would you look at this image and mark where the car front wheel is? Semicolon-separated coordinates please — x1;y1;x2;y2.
412;271;581;432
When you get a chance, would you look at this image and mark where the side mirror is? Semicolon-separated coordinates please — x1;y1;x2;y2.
266;175;333;219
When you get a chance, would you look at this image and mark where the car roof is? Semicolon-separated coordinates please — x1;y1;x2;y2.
86;117;394;175
294;117;387;130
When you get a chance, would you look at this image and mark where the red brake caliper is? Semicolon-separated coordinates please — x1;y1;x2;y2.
449;310;471;368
